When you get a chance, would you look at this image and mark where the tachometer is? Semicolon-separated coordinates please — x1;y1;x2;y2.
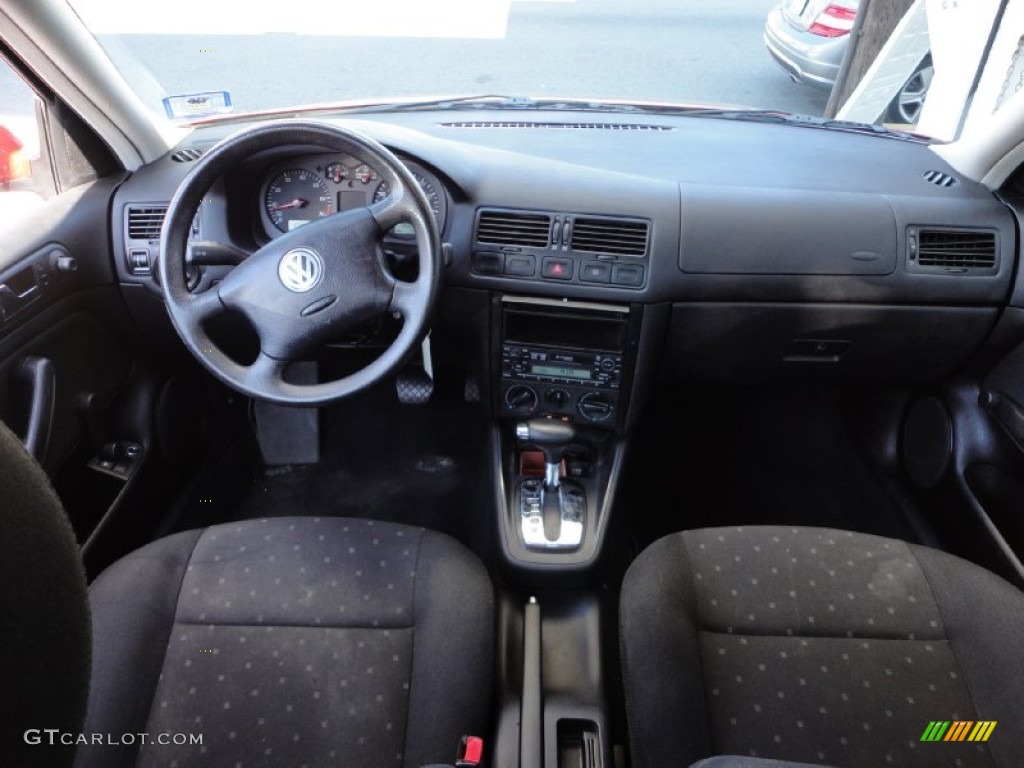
265;169;335;232
373;171;444;238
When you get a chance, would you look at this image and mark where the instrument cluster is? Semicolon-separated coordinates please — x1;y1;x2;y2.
259;153;448;240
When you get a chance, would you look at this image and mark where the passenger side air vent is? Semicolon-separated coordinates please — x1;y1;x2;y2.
476;210;552;247
127;206;168;240
440;121;672;131
911;228;997;272
170;147;205;162
571;217;649;256
922;169;958;188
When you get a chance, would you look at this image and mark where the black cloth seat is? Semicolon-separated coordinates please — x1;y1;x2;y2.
0;420;90;768
74;516;493;768
620;526;1024;768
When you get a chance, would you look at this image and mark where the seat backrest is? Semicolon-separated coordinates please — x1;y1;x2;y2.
0;419;90;767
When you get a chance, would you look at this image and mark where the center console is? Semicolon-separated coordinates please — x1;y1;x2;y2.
485;294;665;768
491;295;641;571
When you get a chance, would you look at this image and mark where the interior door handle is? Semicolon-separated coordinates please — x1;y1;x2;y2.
14;356;56;463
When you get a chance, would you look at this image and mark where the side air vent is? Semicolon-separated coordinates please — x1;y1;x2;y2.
476;211;552;247
571;217;649;256
913;229;997;270
127;206;168;240
441;121;672;131
170;147;205;162
922;169;958;188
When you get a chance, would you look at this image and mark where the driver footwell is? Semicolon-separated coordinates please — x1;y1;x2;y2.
167;383;496;561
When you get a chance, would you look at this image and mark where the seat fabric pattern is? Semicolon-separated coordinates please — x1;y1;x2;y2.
75;517;493;768
621;526;1024;768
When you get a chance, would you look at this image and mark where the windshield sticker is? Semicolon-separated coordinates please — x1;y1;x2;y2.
163;91;233;120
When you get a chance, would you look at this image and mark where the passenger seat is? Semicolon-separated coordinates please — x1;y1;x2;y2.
619;526;1023;768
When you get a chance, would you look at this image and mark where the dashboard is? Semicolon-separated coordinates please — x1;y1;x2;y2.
109;108;1024;406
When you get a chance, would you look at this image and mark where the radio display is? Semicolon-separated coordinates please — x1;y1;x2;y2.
532;364;592;380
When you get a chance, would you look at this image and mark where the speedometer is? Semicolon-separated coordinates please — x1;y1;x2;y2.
265;169;335;232
373;171;444;238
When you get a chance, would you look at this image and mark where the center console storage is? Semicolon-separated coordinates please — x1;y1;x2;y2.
493;592;613;768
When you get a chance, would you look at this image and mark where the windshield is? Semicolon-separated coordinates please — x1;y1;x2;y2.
64;0;1024;141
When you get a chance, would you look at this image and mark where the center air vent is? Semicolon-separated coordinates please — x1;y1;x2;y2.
126;206;168;240
476;211;552;247
571;217;649;256
913;229;997;271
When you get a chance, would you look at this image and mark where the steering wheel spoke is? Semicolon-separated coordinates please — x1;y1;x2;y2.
184;286;224;328
389;280;422;319
243;352;288;391
369;185;412;233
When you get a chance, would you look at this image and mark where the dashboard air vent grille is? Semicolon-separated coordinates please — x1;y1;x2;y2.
571;217;649;256
441;121;672;131
127;206;168;240
476;211;551;247
170;147;205;162
917;230;996;269
922;169;958;188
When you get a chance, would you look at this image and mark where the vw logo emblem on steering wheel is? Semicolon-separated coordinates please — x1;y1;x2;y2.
278;248;323;293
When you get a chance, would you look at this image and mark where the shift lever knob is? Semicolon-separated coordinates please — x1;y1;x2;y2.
517;419;576;488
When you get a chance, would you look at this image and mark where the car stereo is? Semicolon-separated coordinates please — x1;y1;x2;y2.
502;346;622;389
498;297;630;425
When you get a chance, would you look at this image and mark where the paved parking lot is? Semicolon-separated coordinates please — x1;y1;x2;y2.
3;0;830;146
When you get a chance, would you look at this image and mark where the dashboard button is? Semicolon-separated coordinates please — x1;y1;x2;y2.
542;257;573;280
473;251;505;275
581;262;611;283
505;254;536;276
611;264;645;287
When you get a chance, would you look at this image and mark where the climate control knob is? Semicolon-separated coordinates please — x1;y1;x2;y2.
577;392;614;422
505;384;539;415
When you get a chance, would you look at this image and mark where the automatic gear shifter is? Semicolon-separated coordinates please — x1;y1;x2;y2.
516;419;585;550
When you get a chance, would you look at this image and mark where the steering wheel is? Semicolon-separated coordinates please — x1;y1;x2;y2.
159;120;441;405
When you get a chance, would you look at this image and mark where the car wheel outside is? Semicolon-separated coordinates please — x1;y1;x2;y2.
886;59;933;124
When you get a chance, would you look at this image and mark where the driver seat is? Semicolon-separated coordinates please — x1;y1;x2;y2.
0;417;493;768
74;516;494;768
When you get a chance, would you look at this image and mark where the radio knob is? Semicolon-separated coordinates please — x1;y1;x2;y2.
505;385;539;414
578;392;614;422
599;358;616;372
